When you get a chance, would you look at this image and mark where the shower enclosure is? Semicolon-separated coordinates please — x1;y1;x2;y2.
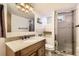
56;11;75;55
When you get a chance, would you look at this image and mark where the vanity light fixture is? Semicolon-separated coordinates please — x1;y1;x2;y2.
16;3;33;13
21;8;25;11
20;3;25;6
25;10;29;13
25;4;29;9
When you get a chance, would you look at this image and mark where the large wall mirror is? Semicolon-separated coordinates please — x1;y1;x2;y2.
6;4;35;37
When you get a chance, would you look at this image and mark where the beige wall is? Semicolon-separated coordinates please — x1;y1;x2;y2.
75;4;79;55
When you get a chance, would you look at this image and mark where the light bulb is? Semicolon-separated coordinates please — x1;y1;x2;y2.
25;5;29;9
25;10;29;13
29;7;33;11
20;3;25;6
21;8;25;11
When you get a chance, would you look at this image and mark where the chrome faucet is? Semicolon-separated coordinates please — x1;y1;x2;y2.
22;36;30;40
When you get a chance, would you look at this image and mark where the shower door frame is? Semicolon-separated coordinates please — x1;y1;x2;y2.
55;11;76;55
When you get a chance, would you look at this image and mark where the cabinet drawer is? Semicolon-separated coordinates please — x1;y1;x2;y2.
38;46;45;56
21;40;45;56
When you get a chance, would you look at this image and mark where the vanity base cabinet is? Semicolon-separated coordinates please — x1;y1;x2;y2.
6;40;45;56
38;46;45;56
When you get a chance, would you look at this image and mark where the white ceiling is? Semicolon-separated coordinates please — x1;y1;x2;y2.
7;3;77;18
32;3;77;17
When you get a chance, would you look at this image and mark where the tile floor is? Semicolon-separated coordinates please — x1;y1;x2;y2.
45;50;73;56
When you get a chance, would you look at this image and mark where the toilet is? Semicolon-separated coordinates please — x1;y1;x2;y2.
45;44;54;56
45;44;54;51
45;37;54;56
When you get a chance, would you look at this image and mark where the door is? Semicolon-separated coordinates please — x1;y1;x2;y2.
57;12;73;54
0;5;3;37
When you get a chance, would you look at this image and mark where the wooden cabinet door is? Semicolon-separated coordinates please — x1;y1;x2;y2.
30;52;38;56
38;46;45;56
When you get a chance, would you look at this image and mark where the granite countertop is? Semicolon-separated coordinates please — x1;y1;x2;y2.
5;37;45;52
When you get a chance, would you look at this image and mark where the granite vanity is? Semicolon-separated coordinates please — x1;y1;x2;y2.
6;37;45;56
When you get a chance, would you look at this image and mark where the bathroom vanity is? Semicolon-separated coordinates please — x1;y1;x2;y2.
5;4;46;56
6;37;45;56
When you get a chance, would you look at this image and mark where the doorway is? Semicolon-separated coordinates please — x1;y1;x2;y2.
56;11;75;55
0;5;3;37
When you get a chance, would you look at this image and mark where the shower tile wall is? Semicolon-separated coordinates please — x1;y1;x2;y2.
57;12;72;54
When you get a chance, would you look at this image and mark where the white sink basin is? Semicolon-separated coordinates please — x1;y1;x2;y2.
23;39;37;43
23;37;45;43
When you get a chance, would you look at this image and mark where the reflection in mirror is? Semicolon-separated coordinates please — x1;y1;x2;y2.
7;3;35;33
